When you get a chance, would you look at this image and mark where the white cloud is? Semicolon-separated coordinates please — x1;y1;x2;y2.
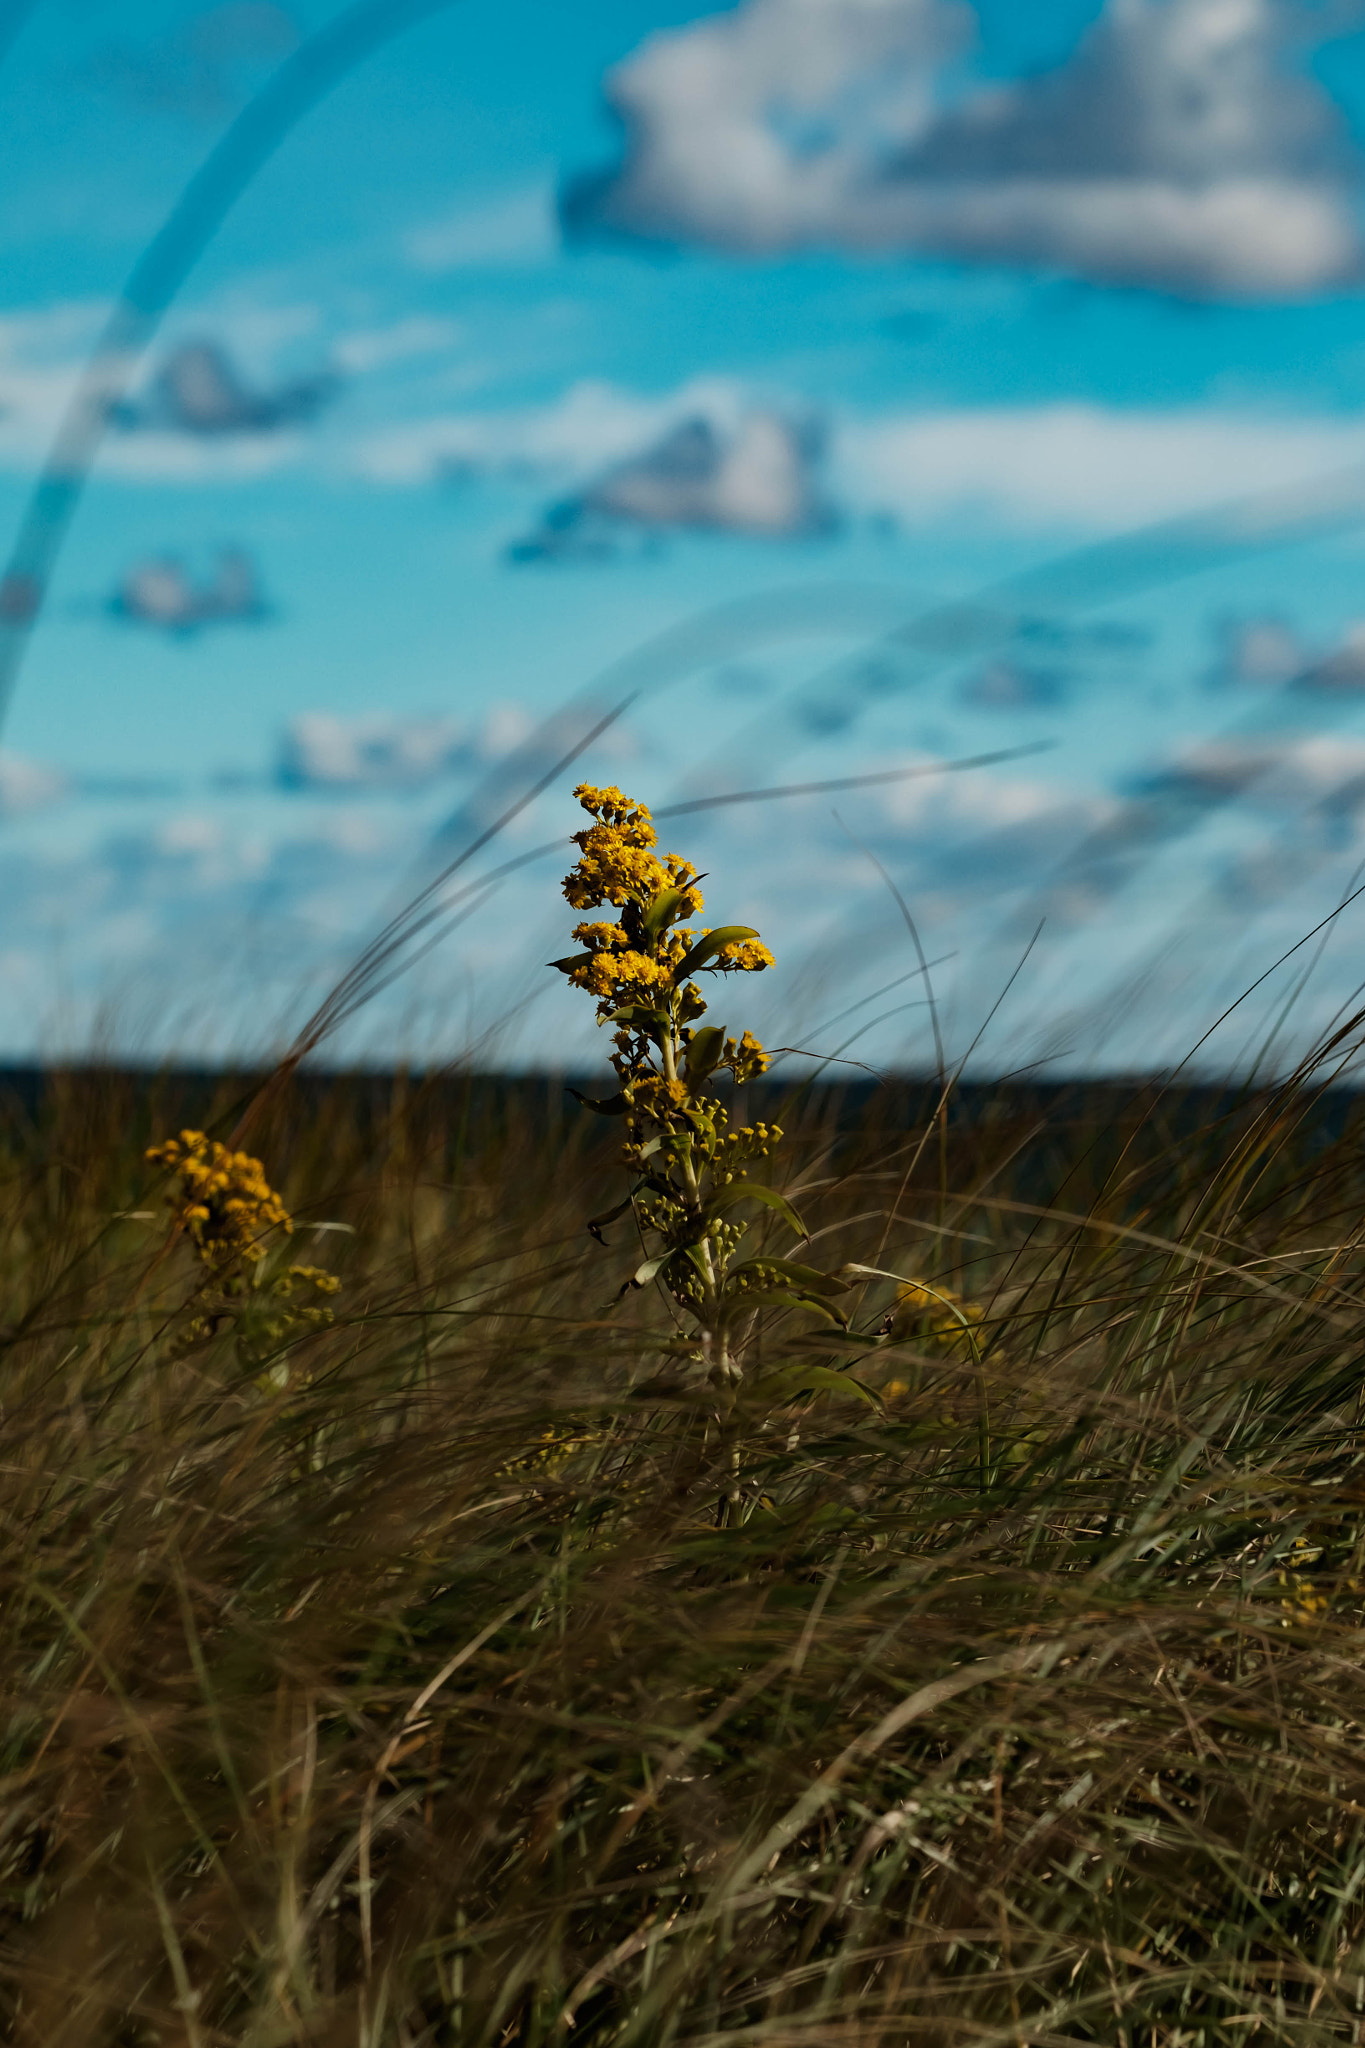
358;376;1365;531
352;375;754;484
111;549;268;633
565;0;1363;299
405;185;559;271
837;402;1365;528
279;713;469;790
509;410;828;557
277;706;531;790
0;306;319;479
1151;735;1365;810
0;753;67;815
587;414;823;533
333;316;462;373
1205;612;1310;688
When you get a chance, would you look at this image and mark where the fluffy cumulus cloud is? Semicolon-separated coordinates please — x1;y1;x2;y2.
563;0;1364;299
508;410;828;559
114;340;336;436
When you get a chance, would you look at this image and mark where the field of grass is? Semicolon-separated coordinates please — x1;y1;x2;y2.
4;1059;1365;2045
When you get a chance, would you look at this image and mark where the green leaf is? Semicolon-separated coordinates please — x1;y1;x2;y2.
632;1252;673;1288
642;886;689;941
683;1025;727;1085
674;926;758;980
568;1089;628;1117
730;1256;849;1297
550;952;593;976
761;1363;883;1410
606;1005;669;1038
709;1180;807;1240
727;1287;849;1329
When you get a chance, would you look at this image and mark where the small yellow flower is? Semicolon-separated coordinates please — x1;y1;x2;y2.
1278;1571;1332;1625
632;1074;690;1118
571;921;631;953
889;1280;982;1347
664;855;705;919
724;1030;770;1082
572;785;657;844
716;938;775;973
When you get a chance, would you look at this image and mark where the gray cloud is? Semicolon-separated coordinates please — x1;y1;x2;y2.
115;340;336;437
563;0;1363;300
1204;612;1365;692
1205;612;1310;688
508;411;829;561
1295;622;1365;692
109;549;270;635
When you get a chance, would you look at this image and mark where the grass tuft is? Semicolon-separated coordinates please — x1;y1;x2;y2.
2;1064;1365;2044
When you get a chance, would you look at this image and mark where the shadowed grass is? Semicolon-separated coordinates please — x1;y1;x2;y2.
2;1064;1365;2044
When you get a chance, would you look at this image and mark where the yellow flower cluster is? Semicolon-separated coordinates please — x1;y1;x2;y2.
146;1128;292;1269
631;1074;690;1118
574;951;671;1002
663;854;705;921
716;938;775;973
562;785;708;921
273;1263;341;1298
563;784;666;910
568;919;670;1005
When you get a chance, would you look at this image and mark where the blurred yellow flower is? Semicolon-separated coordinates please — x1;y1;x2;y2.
147;1128;292;1270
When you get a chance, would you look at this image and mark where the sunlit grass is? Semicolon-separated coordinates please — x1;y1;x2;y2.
3;1059;1365;2045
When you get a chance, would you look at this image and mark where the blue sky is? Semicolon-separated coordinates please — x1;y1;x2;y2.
7;0;1365;1074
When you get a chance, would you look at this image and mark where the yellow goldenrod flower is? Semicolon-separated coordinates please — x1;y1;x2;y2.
889;1280;983;1346
572;784;657;844
147;1128;292;1270
557;783;809;1432
571;921;631;953
631;1074;690;1118
664;854;705;919
571;948;671;1001
717;938;775;973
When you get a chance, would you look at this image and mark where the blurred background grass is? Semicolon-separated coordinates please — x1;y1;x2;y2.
4;1060;1365;2043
